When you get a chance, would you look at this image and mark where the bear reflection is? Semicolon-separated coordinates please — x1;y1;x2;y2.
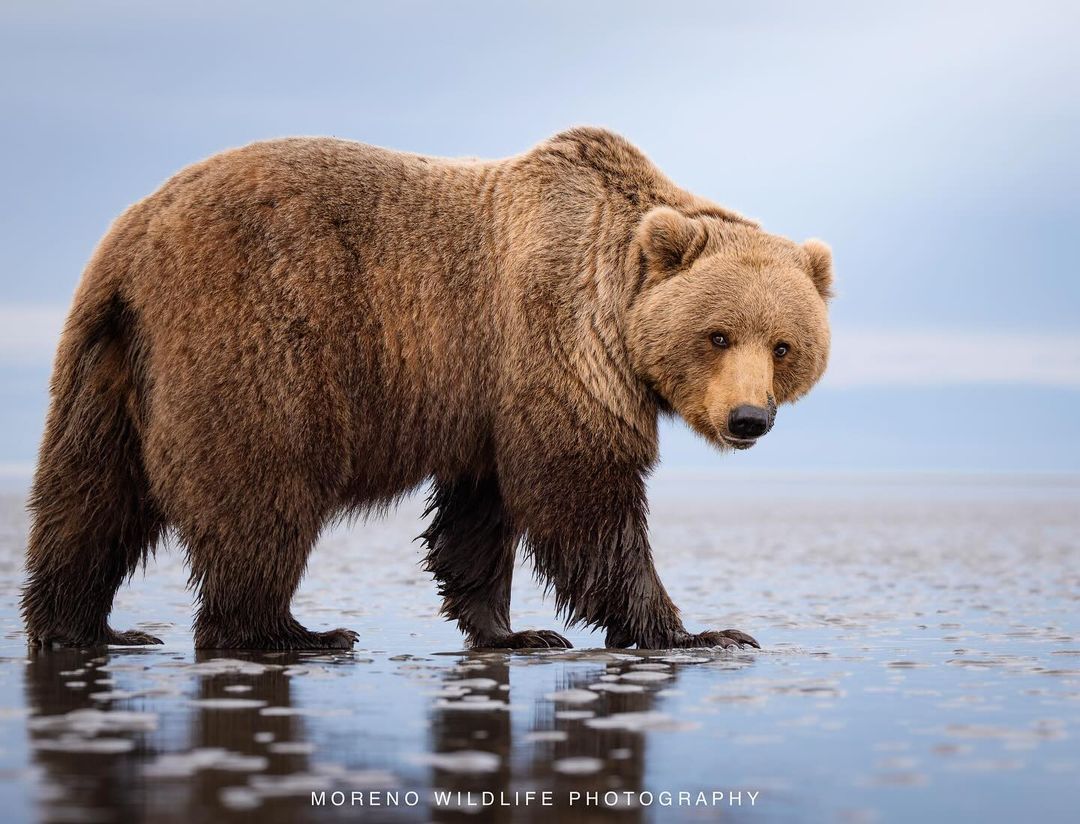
144;651;314;823
24;649;318;824
23;648;146;823
25;645;748;823
426;652;672;824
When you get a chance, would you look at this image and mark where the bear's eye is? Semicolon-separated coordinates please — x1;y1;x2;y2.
710;332;729;348
774;342;790;358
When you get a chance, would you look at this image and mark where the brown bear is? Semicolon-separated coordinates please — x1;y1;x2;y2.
21;127;832;651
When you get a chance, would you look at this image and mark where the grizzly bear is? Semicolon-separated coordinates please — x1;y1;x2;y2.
21;127;832;651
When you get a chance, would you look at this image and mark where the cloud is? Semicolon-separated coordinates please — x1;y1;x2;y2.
0;462;34;479
825;329;1080;389
2;306;1078;389
0;305;65;367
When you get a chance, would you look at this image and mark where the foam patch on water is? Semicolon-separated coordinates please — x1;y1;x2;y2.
619;670;672;682
433;698;512;712
29;708;158;735
555;710;596;720
411;750;501;773
267;742;316;755
544;688;599;704
144;748;269;777
585;711;698;732
32;735;134;754
525;730;568;742
449;678;500;690
188;698;268;710
258;706;350;717
588;682;645;694
552;756;604;774
188;659;283;676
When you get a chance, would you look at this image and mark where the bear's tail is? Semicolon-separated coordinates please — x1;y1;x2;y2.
21;275;163;646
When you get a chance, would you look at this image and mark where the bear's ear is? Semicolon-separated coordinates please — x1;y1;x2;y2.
802;239;834;300
637;207;708;283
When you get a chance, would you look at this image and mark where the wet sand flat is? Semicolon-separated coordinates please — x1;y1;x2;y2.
0;474;1076;823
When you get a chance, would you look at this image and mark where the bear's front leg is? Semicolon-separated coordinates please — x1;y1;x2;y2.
513;469;759;651
421;475;572;649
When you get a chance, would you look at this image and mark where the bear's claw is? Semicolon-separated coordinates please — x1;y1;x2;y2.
674;629;759;650
316;628;360;650
25;627;164;648
477;629;573;650
106;628;164;646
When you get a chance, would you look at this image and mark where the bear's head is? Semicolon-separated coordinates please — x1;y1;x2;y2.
627;207;833;451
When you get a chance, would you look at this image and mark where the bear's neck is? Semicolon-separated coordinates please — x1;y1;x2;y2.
493;191;662;461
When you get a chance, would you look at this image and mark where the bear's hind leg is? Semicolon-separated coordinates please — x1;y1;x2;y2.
22;388;165;648
186;514;357;650
421;476;571;649
23;486;164;648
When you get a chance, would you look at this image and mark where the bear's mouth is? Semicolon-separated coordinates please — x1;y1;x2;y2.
719;433;759;450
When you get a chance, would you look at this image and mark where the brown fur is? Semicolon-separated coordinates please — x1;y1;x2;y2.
22;127;832;650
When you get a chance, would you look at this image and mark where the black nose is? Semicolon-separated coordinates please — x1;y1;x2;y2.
728;405;770;439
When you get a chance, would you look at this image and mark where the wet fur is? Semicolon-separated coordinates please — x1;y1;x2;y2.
22;127;830;650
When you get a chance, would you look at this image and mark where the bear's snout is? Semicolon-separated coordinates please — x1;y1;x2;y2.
727;405;772;442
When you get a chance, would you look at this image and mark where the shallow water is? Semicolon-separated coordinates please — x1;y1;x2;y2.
0;474;1076;823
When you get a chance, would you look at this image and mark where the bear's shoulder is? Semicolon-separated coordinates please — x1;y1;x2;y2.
543;126;641;153
526;126;654;179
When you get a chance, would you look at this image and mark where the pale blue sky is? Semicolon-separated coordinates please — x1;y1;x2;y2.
1;1;1078;474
